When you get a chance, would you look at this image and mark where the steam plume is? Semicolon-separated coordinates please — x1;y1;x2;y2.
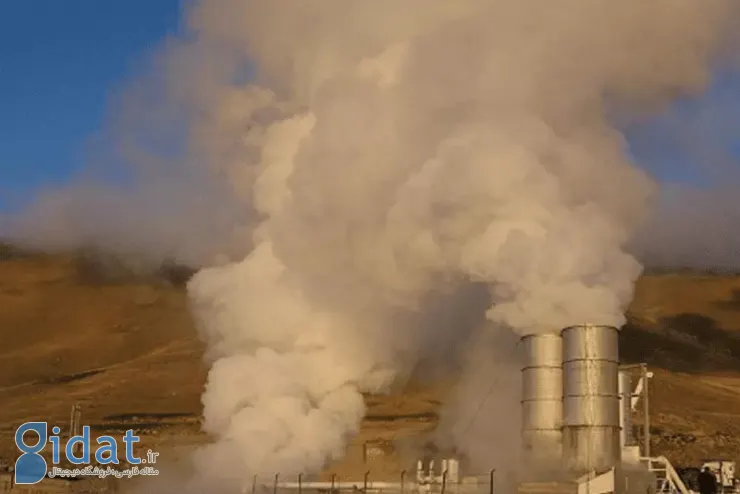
6;0;740;490
182;0;739;486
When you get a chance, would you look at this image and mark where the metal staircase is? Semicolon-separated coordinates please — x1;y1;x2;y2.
642;456;692;494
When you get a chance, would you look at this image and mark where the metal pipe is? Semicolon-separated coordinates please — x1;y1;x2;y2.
618;370;635;448
400;470;406;494
441;471;448;494
364;471;370;492
274;474;279;494
520;333;563;462
489;469;495;494
298;474;302;494
252;475;257;494
331;474;337;492
561;324;621;474
618;363;645;370
642;364;651;457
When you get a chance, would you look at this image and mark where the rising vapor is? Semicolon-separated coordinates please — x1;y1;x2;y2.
5;1;740;492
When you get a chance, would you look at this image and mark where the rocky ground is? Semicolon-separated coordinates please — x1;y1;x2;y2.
1;244;740;485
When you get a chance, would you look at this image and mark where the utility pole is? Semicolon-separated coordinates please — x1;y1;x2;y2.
69;403;77;439
69;402;82;457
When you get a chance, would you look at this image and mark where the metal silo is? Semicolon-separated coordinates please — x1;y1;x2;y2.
561;325;621;474
521;333;563;462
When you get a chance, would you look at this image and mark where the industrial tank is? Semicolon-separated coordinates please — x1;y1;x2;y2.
521;333;563;463
561;325;621;474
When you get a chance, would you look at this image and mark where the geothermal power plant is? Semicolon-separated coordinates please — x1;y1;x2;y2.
267;324;673;494
522;324;625;473
519;324;657;494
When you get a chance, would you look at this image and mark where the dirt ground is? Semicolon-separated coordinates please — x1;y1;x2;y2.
2;246;740;481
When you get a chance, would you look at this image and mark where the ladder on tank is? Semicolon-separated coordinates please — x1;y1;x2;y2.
642;456;692;494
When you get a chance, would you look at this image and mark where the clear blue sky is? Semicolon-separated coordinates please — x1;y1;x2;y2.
0;0;183;210
0;2;738;212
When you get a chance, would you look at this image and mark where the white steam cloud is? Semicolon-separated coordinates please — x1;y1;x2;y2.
5;0;740;491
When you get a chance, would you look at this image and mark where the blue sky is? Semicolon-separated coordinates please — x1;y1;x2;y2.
0;0;183;210
625;68;740;187
0;2;738;212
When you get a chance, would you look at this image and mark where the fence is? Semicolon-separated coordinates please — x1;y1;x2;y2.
0;472;118;494
243;467;498;494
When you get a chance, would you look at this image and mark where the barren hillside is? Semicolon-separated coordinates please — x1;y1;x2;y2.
1;245;740;475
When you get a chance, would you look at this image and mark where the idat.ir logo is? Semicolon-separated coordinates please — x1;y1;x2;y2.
14;421;155;485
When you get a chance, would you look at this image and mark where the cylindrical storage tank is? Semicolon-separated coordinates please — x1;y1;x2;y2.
521;333;563;462
618;370;635;448
561;325;621;474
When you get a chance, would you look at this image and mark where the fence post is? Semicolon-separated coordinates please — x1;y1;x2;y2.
252;475;257;494
400;470;406;494
331;473;337;493
69;402;83;457
441;470;448;494
364;470;370;492
489;469;496;494
274;473;279;494
298;473;302;494
69;404;76;440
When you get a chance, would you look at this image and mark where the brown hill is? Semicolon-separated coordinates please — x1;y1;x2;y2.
1;246;740;474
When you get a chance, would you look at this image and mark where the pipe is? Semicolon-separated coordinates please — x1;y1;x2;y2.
520;333;563;462
642;364;651;457
618;370;635;449
561;324;621;474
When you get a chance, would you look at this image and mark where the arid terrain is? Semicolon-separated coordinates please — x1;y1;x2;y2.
2;243;740;481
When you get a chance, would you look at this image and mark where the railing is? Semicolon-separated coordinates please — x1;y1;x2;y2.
241;469;497;494
642;456;691;494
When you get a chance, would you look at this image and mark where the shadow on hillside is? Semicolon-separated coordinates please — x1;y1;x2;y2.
0;243;33;260
0;241;196;286
40;369;106;385
620;313;740;373
364;412;438;422
74;250;195;287
714;288;740;311
103;412;195;421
